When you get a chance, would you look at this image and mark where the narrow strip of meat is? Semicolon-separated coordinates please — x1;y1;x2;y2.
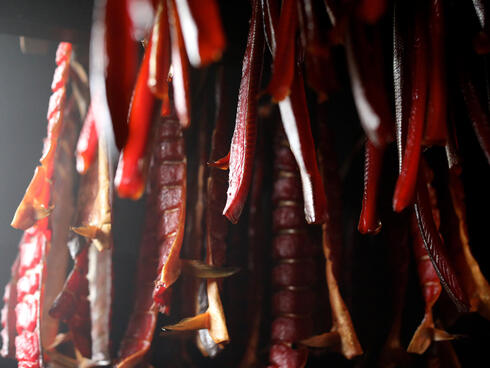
408;211;453;354
413;163;469;312
424;0;448;145
117;112;185;367
173;0;226;67
358;140;385;234
268;126;320;367
301;117;362;359
393;5;429;212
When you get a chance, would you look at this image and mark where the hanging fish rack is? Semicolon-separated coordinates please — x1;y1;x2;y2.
0;0;490;367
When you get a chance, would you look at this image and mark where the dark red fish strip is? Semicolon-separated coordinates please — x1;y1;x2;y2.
104;0;138;149
117;113;185;367
222;0;264;223
268;126;321;368
424;0;448;145
151;114;186;308
174;0;226;66
393;12;428;212
413;165;469;312
297;0;336;101
358;140;384;234
115;42;156;200
278;69;328;224
266;0;297;101
116;211;159;367
47;255;86;320
262;0;327;224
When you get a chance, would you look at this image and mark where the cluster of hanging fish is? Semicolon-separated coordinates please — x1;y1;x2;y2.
1;0;490;366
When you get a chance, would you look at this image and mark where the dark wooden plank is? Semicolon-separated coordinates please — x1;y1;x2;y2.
0;0;93;43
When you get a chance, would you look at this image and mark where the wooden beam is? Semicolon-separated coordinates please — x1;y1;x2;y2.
0;0;93;44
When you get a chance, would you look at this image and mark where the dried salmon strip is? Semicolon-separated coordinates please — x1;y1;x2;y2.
268;125;317;368
8;43;76;368
117;112;185;367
